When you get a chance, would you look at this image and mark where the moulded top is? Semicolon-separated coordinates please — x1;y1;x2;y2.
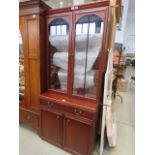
19;0;51;16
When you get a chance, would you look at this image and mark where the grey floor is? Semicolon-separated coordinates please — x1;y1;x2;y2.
19;66;135;155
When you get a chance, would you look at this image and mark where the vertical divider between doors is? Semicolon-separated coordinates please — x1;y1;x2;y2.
68;11;75;97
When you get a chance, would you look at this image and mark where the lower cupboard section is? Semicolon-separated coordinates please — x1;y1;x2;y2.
41;110;96;155
41;110;63;147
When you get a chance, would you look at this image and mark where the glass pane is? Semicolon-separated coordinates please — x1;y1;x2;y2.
61;25;67;35
19;30;25;103
57;25;61;35
82;23;88;34
76;24;82;35
73;15;104;99
49;18;69;92
89;23;96;34
50;26;56;36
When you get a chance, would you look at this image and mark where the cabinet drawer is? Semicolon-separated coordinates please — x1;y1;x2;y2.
40;99;61;111
40;99;94;120
19;108;40;130
65;106;94;120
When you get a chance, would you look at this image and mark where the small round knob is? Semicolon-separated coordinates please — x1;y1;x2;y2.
27;115;31;121
67;119;70;123
32;14;36;18
56;116;60;119
79;110;82;114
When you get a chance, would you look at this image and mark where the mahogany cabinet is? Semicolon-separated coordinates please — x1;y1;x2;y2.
40;1;110;155
19;0;50;132
19;0;110;155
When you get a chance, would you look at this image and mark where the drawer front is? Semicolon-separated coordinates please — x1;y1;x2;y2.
19;108;40;130
65;106;94;120
40;99;94;120
40;99;61;111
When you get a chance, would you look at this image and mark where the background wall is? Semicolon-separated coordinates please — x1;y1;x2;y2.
115;0;135;53
123;0;135;53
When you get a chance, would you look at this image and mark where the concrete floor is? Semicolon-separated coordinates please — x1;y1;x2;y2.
19;66;135;155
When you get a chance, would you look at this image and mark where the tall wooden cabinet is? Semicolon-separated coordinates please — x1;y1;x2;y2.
40;1;110;155
19;0;50;132
19;0;111;155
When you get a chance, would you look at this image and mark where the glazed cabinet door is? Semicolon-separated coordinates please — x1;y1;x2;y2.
71;7;109;101
47;12;72;94
63;115;93;155
41;110;63;146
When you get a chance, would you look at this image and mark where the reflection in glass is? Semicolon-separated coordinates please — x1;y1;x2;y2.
19;30;25;102
76;24;82;35
73;15;104;99
83;23;88;34
48;18;69;92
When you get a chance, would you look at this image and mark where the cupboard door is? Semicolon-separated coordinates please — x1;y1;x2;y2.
41;110;62;146
48;13;72;94
72;9;109;101
22;15;40;110
64;115;93;155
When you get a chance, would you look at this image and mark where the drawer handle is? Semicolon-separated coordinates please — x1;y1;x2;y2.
56;116;60;119
79;110;82;114
27;115;31;121
47;102;53;108
67;119;70;124
74;109;82;115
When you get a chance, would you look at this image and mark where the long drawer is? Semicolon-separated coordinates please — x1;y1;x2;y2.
40;99;95;121
19;108;40;130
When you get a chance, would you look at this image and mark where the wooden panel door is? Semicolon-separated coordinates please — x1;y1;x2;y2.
41;110;63;146
25;15;40;110
63;115;93;155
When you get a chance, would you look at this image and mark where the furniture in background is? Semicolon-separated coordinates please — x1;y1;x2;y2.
19;0;50;133
112;44;127;101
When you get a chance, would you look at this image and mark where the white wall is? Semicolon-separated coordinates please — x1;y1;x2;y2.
115;0;135;53
115;0;129;43
123;0;135;53
73;0;84;5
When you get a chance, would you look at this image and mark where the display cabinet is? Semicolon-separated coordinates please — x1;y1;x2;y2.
46;5;109;102
40;1;110;155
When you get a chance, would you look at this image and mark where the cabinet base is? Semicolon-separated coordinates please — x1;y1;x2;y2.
19;106;40;134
